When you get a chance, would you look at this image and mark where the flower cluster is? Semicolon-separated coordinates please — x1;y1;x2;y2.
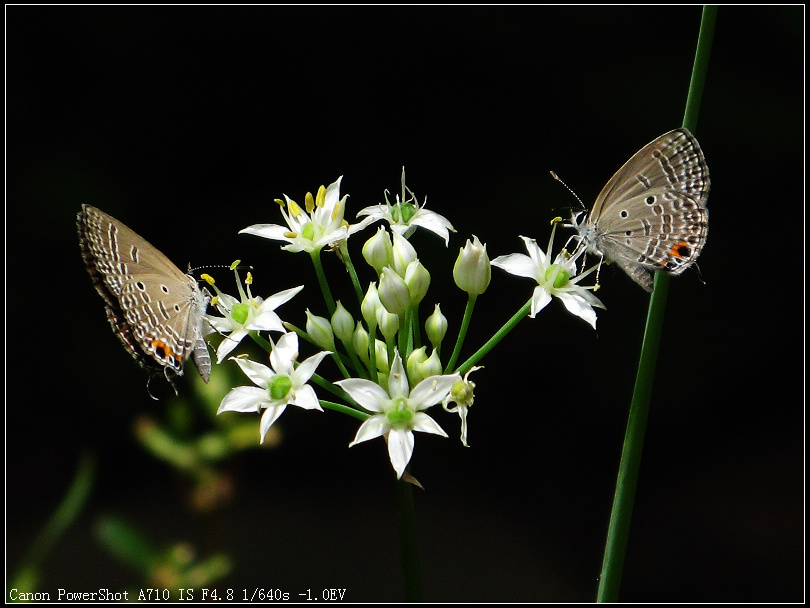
204;173;604;479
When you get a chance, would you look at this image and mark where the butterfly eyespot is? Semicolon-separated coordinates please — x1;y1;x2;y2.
135;281;146;291
645;196;656;205
160;285;170;294
619;210;629;218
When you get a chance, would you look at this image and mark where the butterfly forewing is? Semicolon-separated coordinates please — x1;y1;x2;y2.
577;128;710;292
77;205;210;385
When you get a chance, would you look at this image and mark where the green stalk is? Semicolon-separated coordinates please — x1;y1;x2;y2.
456;299;532;375
444;294;477;373
310;249;336;316
395;478;422;602
596;6;717;602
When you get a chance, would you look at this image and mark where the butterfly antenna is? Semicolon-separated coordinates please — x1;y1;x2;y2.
550;171;587;211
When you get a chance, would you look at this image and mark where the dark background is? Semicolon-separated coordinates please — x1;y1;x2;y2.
7;6;803;602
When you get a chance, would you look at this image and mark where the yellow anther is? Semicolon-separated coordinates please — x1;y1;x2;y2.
229;260;241;271
305;191;315;214
200;273;215;285
287;199;302;216
315;184;327;208
284;231;298;239
245;271;253;285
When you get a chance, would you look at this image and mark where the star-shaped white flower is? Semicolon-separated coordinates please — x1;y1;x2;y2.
240;176;374;253
491;225;605;329
204;268;303;363
335;351;460;478
356;172;455;246
217;332;330;443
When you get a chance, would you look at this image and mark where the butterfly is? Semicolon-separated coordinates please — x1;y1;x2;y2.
77;205;211;394
571;128;709;292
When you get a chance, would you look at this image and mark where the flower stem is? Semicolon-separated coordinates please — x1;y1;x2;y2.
310;249;336;316
319;400;370;421
444;294;477;373
338;240;366;307
596;6;717;602
395;477;422;602
455;298;532;375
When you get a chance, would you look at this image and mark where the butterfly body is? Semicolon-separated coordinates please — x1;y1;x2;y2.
573;128;709;292
77;205;211;388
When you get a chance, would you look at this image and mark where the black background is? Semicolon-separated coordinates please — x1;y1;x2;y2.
7;6;803;602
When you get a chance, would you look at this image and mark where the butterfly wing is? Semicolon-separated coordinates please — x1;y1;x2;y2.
77;205;210;382
585;129;710;291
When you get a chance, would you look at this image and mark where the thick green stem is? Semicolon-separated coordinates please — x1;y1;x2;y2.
395;478;422;602
596;6;717;602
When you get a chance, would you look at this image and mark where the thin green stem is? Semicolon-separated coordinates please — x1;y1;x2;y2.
456;299;532;375
311;249;336;316
339;240;366;306
320;400;371;421
596;6;717;602
444;294;477;373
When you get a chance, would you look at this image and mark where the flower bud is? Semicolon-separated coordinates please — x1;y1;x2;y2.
406;346;442;387
453;235;491;295
425;303;448;349
391;231;417;277
352;322;370;365
374;339;389;374
331;301;354;343
361;283;382;328
404;260;430;306
378;267;410;316
376;306;399;341
305;309;335;350
362;226;393;275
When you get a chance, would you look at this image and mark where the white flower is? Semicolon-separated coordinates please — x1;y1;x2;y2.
442;366;482;447
335;350;460;478
357;170;455;246
217;332;330;443
491;223;605;329
240;176;374;253
203;267;303;363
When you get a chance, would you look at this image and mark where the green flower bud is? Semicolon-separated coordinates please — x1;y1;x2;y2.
331;301;354;342
379;267;410;316
404;260;430;306
425;304;448;349
305;309;335;350
453;235;491;295
362;227;393;275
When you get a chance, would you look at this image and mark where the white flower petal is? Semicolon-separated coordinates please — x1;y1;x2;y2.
259;404;287;443
557;292;597;329
387;428;415;479
215;328;248;363
239;224;294;242
529;286;553;318
387;352;410;398
292;350;331;385
269;332;298;374
218;386;266;414
349;415;389;446
335;378;391;412
409;373;460;409
491;253;539;280
289;384;323;411
233;357;274;387
411;412;449;438
411;210;455;246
